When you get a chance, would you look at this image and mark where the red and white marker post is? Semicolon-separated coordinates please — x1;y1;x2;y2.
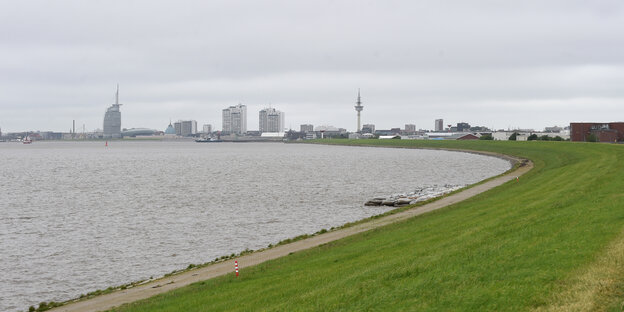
234;260;239;277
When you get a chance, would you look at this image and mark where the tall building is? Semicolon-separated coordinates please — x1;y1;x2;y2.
354;89;364;132
174;120;197;136
267;111;285;132
435;119;444;132
174;121;182;135
203;124;212;134
103;85;122;138
259;107;285;133
300;124;314;133
182;120;197;136
222;104;247;134
405;124;416;133
222;109;231;133
259;109;267;132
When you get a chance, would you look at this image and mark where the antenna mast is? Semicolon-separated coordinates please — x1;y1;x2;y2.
354;88;364;132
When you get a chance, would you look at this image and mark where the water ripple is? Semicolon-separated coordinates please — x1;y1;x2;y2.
0;141;510;311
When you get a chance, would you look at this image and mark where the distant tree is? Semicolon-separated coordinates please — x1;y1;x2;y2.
528;134;539;141
587;133;598;142
508;132;518;141
553;136;563;141
479;134;494;140
539;135;551;141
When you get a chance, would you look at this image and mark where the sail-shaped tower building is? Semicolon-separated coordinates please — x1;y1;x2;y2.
103;85;122;138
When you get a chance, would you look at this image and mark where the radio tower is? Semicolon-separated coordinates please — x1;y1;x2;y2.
355;89;363;132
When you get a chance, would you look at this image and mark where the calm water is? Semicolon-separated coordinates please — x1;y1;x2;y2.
0;141;510;311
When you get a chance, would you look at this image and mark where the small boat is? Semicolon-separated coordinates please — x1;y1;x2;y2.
22;136;32;144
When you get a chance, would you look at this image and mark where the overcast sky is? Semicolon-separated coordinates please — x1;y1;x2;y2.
1;0;623;133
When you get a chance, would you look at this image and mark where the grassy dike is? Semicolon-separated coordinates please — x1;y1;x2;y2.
109;140;624;311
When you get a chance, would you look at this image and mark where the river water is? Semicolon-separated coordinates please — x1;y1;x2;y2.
0;141;510;311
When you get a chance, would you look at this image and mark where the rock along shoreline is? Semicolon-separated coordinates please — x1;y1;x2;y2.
364;184;465;207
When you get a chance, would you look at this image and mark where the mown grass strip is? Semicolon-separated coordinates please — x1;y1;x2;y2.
108;140;624;311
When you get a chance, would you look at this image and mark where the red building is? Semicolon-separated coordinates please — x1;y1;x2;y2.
570;122;624;142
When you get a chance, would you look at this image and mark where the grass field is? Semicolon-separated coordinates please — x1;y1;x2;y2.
109;140;624;311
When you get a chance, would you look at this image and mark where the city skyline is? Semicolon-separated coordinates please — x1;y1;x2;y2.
0;83;598;133
0;90;593;134
1;1;623;132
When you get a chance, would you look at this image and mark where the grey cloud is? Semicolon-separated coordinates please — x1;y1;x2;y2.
1;0;623;132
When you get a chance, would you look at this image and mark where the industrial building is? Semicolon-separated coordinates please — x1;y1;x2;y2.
570;122;624;142
121;128;157;137
361;124;375;134
456;122;471;132
300;124;314;133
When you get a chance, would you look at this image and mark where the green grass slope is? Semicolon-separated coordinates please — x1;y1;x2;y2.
111;140;624;311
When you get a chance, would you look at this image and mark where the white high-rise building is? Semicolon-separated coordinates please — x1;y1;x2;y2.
182;120;197;136
259;109;268;132
203;124;212;134
222;104;247;134
174;120;197;136
435;119;444;131
259;107;285;133
222;110;231;133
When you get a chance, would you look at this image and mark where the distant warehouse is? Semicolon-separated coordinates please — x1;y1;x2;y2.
570;122;624;143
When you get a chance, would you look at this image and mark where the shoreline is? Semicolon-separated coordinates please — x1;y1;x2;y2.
49;146;532;312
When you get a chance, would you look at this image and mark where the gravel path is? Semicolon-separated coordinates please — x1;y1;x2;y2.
51;153;532;312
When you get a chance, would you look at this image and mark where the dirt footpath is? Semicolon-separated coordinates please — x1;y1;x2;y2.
52;157;533;312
